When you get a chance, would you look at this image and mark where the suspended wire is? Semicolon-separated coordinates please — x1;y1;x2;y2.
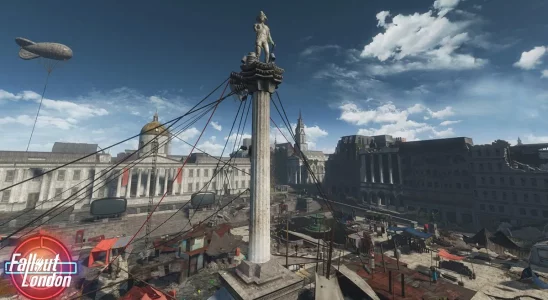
0;95;223;230
77;83;229;293
25;71;51;152
1;104;220;246
0;78;230;193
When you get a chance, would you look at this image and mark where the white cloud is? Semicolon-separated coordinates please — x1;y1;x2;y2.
407;104;426;114
428;106;455;119
514;46;547;70
197;141;225;156
210;136;216;142
339;102;410;126
523;134;548;144
175;127;200;141
431;127;455;138
360;1;485;75
300;45;341;57
211;121;222;131
313;64;359;79
376;11;391;28
541;70;548;78
225;132;252;143
0;115;76;130
440;120;461;126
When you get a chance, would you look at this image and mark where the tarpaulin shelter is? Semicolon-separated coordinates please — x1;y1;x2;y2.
439;249;465;261
403;227;433;240
88;238;117;267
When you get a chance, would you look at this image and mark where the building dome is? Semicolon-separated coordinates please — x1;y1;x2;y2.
141;112;170;136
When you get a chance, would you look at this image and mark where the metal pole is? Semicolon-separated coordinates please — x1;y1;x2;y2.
286;213;289;268
380;244;386;273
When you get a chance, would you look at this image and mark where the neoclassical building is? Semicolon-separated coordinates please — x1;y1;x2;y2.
273;113;328;186
0;113;251;212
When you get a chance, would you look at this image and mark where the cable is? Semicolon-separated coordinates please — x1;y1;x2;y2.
77;82;228;293
0;105;219;248
0;103;218;229
0;89;231;244
26;71;51;152
5;105;219;244
0;78;230;193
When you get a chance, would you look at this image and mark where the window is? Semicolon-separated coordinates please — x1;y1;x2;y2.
488;163;492;171
531;178;537;187
57;170;66;181
196;169;201;177
497;163;502;171
477;150;482;156
434;182;439;188
195;183;199;190
427;182;432;188
483;191;488;199
456;183;462;189
489;205;495;212
495;149;500;156
521;178;526;186
474;190;478;197
479;204;485;211
519;208;526;215
204;169;209;177
235;181;239;188
188;183;193;192
31;168;43;181
489;177;495;185
512;192;517;201
189;169;194;177
203;182;207;189
510;177;515;186
498;206;504;213
235;169;239;176
73;170;81;181
5;170;15;182
464;183;469;189
479;164;484;171
534;194;540;203
524;193;529;202
98;188;105;198
481;177;486;184
54;188;63;200
1;190;10;202
71;187;79;197
500;177;505;185
531;210;538;217
212;182;217;190
491;191;497;200
241;180;245;188
486;150;491;156
502;192;507;201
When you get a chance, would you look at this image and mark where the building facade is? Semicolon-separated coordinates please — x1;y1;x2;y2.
273;113;328;186
472;140;548;229
0;113;251;212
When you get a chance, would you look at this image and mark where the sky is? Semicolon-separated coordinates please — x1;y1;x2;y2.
0;0;547;157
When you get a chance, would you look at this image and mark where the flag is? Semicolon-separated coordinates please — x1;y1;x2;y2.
176;167;183;184
121;168;129;186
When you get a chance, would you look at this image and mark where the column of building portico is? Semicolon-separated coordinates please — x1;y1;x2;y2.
125;169;133;198
397;155;403;184
145;169;151;197
370;154;375;184
179;169;185;194
379;155;384;184
38;171;49;203
63;170;71;202
388;154;394;184
46;170;56;200
91;169;102;200
116;170;122;197
136;169;142;197
155;169;161;196
169;169;175;195
362;155;368;183
163;169;169;195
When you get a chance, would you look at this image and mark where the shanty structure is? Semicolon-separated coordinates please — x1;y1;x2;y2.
120;285;174;300
529;240;548;268
464;228;533;258
87;236;132;267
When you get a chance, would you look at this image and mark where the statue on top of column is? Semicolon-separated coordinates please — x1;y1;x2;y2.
254;11;275;63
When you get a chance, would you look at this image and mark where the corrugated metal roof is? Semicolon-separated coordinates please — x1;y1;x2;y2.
52;142;98;154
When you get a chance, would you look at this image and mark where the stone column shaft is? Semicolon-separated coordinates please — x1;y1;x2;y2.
361;155;367;183
388;154;394;184
171;169;176;195
379;155;384;184
370;155;375;183
179;168;184;194
38;171;49;202
91;169;101;199
136;169;142;197
163;168;169;195
248;88;272;264
155;168;161;196
116;170;122;197
47;170;56;200
146;169;151;197
126;169;133;198
397;155;403;184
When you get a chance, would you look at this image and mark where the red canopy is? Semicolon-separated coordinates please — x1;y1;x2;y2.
88;238;118;267
120;286;169;300
438;249;465;261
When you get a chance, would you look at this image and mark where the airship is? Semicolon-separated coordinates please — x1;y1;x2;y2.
15;37;73;61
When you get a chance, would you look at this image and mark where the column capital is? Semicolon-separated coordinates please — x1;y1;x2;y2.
230;57;284;95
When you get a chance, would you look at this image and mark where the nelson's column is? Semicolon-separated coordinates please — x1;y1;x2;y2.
217;11;303;300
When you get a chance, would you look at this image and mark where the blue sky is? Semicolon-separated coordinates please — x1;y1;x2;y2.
1;0;547;156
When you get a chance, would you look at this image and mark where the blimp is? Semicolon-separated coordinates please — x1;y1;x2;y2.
15;37;73;61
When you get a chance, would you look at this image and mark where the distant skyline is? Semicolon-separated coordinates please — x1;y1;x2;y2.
0;0;547;156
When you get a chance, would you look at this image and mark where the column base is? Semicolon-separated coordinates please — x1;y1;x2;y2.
219;260;303;300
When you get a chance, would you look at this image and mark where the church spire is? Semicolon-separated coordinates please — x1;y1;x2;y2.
153;111;159;122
